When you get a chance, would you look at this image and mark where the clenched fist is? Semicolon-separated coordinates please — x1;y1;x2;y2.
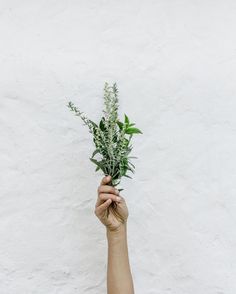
94;175;129;232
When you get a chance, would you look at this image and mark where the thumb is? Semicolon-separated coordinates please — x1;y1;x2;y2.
100;175;112;185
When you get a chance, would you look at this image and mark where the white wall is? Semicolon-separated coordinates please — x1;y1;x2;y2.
0;1;236;293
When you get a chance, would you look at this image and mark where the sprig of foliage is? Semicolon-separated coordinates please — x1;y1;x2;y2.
67;82;142;189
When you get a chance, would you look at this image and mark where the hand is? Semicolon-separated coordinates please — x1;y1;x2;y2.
95;175;129;232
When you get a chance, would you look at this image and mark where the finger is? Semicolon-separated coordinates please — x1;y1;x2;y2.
96;193;121;207
97;185;119;195
100;175;112;186
116;196;125;206
118;195;125;202
96;199;112;215
100;193;122;203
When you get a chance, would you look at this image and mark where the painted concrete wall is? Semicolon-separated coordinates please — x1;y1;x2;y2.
0;1;236;293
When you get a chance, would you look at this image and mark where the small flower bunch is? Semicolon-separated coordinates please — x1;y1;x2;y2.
67;82;142;191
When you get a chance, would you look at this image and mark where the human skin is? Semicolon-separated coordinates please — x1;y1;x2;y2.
95;175;134;294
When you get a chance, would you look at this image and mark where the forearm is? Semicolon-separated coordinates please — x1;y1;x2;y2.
107;224;134;294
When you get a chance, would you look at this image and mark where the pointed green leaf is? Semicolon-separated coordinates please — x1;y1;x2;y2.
125;127;143;134
127;166;135;173
117;121;124;130
99;117;106;131
90;158;105;172
124;174;132;179
89;120;98;128
128;161;136;169
113;180;121;187
91;149;100;158
124;114;129;125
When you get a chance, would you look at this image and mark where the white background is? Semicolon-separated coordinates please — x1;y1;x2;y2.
0;1;236;293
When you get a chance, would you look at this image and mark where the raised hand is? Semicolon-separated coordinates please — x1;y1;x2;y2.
95;175;129;232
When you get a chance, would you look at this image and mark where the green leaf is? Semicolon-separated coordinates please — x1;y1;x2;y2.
99;117;106;131
128;161;136;169
122;157;128;165
93;137;99;148
112;179;121;187
119;163;128;176
124;174;132;179
124;114;129;125
121;138;129;148
90;158;105;172
89;120;98;128
129;123;135;127
117;121;123;130
113;133;118;142
127;166;135;173
91;149;100;158
95;166;100;171
125;127;143;134
124;147;132;156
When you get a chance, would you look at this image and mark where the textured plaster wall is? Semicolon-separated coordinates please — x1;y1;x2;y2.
0;1;236;293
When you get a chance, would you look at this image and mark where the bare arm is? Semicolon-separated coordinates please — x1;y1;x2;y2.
95;175;134;294
107;224;134;294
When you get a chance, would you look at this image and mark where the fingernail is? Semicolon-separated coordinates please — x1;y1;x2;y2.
116;196;121;202
115;189;119;195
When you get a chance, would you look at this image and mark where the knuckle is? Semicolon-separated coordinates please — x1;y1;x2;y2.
97;186;102;194
107;194;115;200
110;187;116;193
99;193;106;200
117;196;124;203
112;194;117;200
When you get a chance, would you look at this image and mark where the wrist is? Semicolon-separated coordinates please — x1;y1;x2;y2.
106;223;127;240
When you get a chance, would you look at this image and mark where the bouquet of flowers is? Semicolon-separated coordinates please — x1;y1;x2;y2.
67;82;142;191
